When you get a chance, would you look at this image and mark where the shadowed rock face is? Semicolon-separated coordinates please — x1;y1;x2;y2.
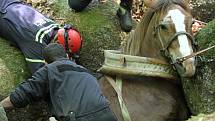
181;19;215;115
190;0;215;22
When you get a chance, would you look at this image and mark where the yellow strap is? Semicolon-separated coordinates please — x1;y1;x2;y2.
116;77;132;121
104;76;132;121
25;58;45;63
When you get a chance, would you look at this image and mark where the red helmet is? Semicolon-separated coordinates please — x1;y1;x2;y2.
57;25;82;58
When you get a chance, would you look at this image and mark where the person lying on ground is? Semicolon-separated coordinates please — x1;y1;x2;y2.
0;43;117;121
0;0;82;74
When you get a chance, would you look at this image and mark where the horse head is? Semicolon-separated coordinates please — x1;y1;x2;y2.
153;1;197;77
123;0;197;78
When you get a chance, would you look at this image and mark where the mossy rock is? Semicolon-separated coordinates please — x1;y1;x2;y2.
0;39;30;97
52;0;122;72
187;112;215;121
181;19;215;115
191;0;215;22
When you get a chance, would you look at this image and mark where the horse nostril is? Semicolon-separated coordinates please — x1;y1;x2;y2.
182;59;196;77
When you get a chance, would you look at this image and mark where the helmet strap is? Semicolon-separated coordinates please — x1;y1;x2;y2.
63;25;74;59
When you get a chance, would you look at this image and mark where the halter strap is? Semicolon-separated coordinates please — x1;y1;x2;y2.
155;24;197;65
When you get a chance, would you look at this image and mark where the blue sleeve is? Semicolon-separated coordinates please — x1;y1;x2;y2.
10;66;49;108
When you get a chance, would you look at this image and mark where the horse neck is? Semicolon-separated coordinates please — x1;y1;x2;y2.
140;12;165;60
123;10;167;61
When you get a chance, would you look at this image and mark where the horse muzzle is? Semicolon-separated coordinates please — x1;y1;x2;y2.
173;58;196;77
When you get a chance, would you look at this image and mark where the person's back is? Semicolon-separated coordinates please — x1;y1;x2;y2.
47;59;110;119
1;43;117;121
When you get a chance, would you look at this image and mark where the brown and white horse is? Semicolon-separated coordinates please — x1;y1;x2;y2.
99;0;196;121
124;0;196;77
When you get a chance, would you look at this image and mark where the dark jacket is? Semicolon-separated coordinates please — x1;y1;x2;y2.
0;0;59;73
10;58;114;120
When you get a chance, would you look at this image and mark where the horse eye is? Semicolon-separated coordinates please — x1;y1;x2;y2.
160;24;168;30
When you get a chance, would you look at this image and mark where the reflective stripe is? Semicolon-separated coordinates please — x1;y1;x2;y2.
35;24;59;43
38;24;59;43
25;58;45;63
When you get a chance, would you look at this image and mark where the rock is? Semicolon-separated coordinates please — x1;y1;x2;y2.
52;0;122;72
187;112;215;121
190;0;215;22
181;19;215;114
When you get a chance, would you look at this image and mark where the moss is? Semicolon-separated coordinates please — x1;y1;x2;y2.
187;112;215;121
0;39;30;96
195;19;215;59
52;0;122;71
181;19;215;115
186;113;205;121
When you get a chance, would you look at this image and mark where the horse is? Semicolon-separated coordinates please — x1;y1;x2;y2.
99;0;196;121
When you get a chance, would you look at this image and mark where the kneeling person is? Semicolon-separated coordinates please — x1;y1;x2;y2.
1;43;117;121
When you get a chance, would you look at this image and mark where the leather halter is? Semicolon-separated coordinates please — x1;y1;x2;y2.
155;22;197;66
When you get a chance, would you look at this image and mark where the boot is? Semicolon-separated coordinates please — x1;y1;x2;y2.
117;5;132;32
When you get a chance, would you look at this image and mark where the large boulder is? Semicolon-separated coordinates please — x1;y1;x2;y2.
181;19;215;114
52;0;122;72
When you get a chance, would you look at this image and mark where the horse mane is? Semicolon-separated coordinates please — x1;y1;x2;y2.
146;0;190;25
123;0;191;57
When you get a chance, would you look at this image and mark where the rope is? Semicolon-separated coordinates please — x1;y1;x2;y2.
178;44;215;63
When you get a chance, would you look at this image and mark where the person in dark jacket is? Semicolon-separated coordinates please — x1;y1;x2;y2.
0;0;82;74
68;0;133;32
1;43;117;121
